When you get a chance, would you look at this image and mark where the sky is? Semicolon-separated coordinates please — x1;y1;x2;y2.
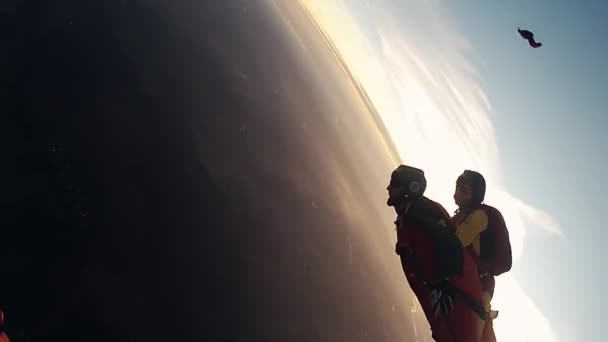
299;0;608;341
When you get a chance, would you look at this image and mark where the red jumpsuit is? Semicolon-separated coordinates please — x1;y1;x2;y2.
396;199;484;342
0;310;9;342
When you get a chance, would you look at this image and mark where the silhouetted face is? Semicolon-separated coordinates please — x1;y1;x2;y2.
387;182;402;201
453;182;473;208
386;181;407;213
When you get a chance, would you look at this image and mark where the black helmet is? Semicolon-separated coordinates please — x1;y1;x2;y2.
457;170;486;204
388;165;427;205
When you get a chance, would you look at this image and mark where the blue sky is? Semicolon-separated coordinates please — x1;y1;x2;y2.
300;0;608;340
442;1;608;341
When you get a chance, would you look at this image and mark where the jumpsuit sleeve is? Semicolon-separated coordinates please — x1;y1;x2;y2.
455;209;488;247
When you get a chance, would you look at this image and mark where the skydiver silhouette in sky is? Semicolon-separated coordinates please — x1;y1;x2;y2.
518;27;542;48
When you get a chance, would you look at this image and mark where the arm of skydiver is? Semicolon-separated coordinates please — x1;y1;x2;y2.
455;209;488;249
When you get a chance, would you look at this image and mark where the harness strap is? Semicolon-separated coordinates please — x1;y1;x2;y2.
400;245;489;321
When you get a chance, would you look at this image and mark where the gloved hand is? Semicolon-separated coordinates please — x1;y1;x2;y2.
429;280;455;317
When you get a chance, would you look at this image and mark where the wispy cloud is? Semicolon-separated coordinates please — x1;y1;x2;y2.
301;0;564;340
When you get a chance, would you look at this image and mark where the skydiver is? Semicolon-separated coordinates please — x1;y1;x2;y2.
518;27;542;48
387;165;487;341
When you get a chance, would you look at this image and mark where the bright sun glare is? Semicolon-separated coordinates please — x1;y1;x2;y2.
299;0;563;341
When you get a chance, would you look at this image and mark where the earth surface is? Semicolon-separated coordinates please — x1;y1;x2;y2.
1;1;432;341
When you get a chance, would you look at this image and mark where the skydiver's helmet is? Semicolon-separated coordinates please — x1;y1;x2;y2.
387;165;427;206
457;170;486;204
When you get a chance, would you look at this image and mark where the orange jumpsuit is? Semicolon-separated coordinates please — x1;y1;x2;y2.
396;199;484;342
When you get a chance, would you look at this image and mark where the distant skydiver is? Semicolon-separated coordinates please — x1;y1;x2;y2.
518;27;542;48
